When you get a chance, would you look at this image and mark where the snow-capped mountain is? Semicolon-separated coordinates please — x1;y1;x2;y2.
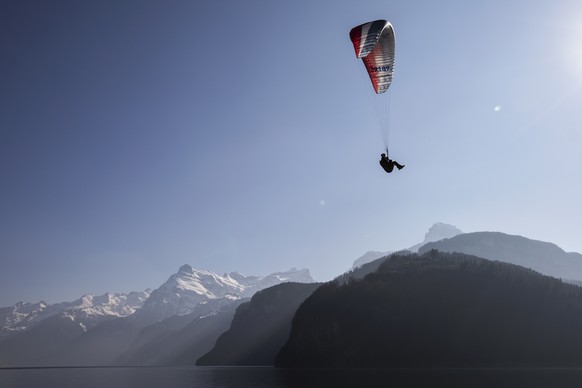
231;268;313;297
0;301;64;339
66;291;151;317
140;265;313;321
0;290;151;339
1;265;314;341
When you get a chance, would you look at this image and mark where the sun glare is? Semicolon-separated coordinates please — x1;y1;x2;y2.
560;11;582;84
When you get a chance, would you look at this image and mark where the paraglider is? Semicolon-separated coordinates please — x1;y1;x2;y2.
349;20;405;173
379;153;404;173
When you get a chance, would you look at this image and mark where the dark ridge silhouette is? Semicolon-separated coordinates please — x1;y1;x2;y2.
276;250;582;368
337;250;409;285
197;282;320;366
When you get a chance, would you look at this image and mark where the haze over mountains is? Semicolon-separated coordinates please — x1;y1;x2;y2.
351;222;463;268
0;266;312;366
197;282;321;366
196;228;582;368
420;232;582;282
2;222;582;368
0;290;151;339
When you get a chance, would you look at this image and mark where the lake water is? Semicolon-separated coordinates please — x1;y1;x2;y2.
2;366;582;388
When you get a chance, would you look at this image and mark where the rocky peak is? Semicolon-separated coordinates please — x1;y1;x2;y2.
424;222;463;244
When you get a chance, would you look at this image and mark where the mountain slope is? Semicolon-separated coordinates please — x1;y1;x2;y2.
197;282;321;366
351;222;462;268
277;250;582;368
0;313;86;366
419;232;582;281
114;298;247;366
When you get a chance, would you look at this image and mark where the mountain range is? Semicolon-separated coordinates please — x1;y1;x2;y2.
277;250;582;368
0;266;312;367
197;225;582;367
3;222;582;368
197;282;321;366
0;290;151;339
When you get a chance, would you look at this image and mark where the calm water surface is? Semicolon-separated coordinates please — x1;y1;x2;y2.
2;366;582;388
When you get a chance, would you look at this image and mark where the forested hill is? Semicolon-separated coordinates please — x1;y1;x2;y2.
276;250;582;368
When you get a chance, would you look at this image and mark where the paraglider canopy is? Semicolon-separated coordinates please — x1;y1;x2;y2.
349;20;395;94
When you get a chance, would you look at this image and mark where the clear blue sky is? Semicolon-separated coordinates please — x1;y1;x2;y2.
1;0;581;306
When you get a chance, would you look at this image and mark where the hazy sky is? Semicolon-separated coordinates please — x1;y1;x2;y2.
1;0;581;306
